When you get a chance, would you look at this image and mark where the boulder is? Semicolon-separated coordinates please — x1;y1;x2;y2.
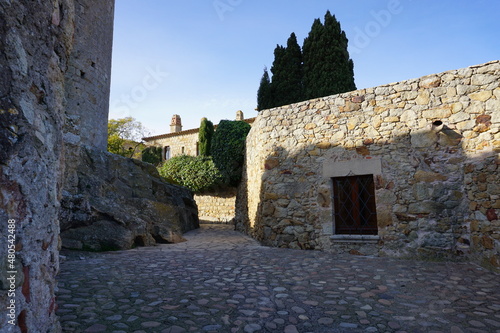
60;147;199;251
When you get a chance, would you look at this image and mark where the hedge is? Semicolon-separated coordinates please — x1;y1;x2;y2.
157;155;223;193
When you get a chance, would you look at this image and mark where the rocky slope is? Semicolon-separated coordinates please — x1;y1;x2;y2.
60;147;199;251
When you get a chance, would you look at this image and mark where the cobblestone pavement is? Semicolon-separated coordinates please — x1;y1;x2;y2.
57;224;500;333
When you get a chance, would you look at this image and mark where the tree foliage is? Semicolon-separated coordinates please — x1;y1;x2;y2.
211;120;251;186
198;117;214;156
257;10;355;109
257;67;272;111
302;10;356;99
141;146;163;166
107;117;150;158
270;33;303;107
157;155;223;193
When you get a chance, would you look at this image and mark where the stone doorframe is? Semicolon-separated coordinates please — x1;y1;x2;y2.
323;158;383;254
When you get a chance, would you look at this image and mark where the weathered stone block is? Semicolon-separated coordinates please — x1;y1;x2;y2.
422;108;452;119
419;76;441;88
469;90;492;101
408;201;446;214
415;91;431;105
265;157;280;170
414;170;448;183
471;74;497;86
377;206;393;228
410;130;439;148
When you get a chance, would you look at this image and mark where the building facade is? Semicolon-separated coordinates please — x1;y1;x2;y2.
143;111;255;223
143;111;255;161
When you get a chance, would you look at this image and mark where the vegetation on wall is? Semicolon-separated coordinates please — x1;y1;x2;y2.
141;146;163;166
156;119;251;192
198;117;214;156
257;10;355;110
158;155;223;193
108;117;150;158
211;120;251;187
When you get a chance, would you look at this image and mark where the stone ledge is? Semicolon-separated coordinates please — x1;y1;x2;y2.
330;235;380;243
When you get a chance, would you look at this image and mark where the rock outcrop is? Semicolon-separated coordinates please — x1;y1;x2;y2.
60;147;199;251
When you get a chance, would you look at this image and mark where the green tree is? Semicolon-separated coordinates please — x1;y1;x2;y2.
107;117;150;158
302;10;356;99
256;67;272;111
270;33;304;107
211;120;251;187
198;117;214;156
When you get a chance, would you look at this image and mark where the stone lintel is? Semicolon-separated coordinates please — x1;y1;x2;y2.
323;158;382;178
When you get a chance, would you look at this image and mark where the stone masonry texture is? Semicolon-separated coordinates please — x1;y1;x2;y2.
63;0;114;151
236;60;500;270
195;188;238;223
0;0;114;332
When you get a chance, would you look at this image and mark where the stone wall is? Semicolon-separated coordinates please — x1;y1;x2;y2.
195;188;237;223
0;1;114;332
0;1;82;331
236;61;499;269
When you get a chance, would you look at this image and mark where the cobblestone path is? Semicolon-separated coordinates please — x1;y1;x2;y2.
57;224;500;333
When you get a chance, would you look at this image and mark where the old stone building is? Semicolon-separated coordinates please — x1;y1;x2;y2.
143;111;255;161
236;60;500;270
143;111;255;223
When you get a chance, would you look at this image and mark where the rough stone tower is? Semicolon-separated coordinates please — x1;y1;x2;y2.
0;0;115;331
170;114;183;133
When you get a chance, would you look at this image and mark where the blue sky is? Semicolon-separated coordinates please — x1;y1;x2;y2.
109;0;500;136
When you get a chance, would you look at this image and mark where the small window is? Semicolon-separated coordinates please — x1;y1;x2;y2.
196;142;199;156
332;175;378;235
164;146;171;161
181;147;185;155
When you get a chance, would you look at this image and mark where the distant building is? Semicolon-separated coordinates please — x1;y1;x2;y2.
143;111;255;161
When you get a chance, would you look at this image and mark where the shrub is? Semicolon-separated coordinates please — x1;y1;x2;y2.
157;155;223;193
142;146;163;166
211;120;251;187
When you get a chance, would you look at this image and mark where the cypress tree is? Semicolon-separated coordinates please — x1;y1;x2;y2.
302;11;356;99
269;33;304;107
256;67;272;111
198;117;214;156
280;33;304;106
269;44;286;107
